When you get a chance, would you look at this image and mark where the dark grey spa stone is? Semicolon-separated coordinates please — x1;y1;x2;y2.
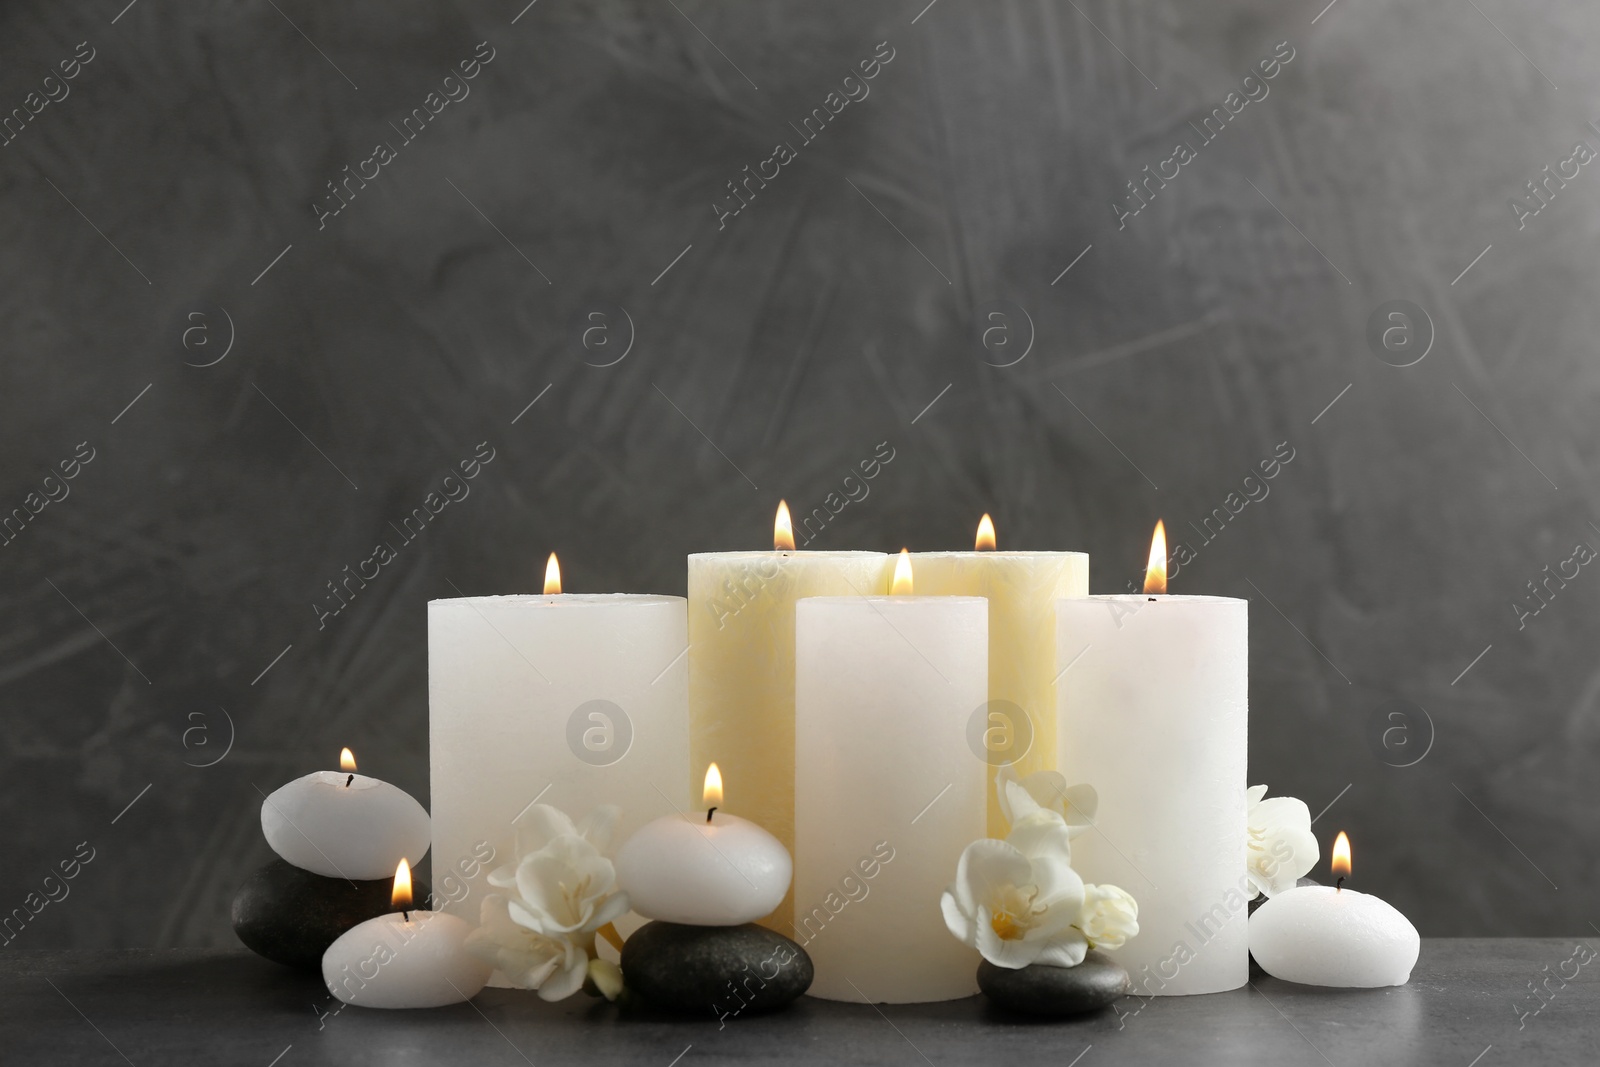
977;950;1130;1017
231;859;426;971
620;921;813;1017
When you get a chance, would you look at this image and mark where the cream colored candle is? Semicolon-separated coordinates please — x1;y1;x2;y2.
1056;522;1249;997
912;515;1088;835
688;502;888;930
795;552;988;1003
429;557;689;944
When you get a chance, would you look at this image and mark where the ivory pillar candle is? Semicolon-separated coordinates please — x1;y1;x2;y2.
794;554;987;1003
913;515;1088;835
1056;541;1248;996
689;504;888;930
429;567;689;944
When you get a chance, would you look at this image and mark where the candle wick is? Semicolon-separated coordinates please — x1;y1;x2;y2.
1335;877;1344;892
345;774;354;787
706;806;717;823
403;910;411;922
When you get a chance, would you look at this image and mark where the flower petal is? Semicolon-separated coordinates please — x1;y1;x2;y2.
953;839;1033;918
941;889;977;947
586;889;631;932
994;764;1022;826
1247;784;1269;806
538;948;589;1001
574;804;621;853
511;803;580;858
1032;933;1089;968
974;904;1041;969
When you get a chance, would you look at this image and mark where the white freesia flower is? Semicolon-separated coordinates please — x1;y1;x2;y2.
1076;883;1139;951
1246;785;1318;900
507;834;631;937
465;894;591;1001
466;803;630;1001
995;766;1097;841
941;818;1090;969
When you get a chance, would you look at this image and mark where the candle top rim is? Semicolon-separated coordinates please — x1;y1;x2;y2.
796;594;988;606
688;550;888;559
906;550;1089;559
1069;593;1246;604
429;593;685;607
289;770;387;791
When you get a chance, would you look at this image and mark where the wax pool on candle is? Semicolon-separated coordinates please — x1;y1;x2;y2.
912;515;1088;835
1056;522;1248;997
429;567;689;947
615;764;792;926
795;552;987;1003
322;861;492;1009
689;503;888;930
1250;833;1419;987
260;749;431;880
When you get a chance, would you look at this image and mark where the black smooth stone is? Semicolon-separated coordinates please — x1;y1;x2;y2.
977;950;1130;1018
231;859;427;971
620;921;813;1018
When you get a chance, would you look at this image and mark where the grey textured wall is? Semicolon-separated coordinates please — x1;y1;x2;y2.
2;0;1595;948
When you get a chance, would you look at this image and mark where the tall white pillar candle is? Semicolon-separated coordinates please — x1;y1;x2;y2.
1056;592;1248;996
429;587;689;958
913;516;1088;835
795;566;987;1003
689;506;887;930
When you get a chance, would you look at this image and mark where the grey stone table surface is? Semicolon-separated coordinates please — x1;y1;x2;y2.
2;940;1594;1066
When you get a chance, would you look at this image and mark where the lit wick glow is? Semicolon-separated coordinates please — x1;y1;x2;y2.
544;552;562;595
340;747;356;786
892;548;913;595
1143;519;1167;595
975;514;996;551
703;762;723;822
1331;831;1351;891
392;858;414;918
775;501;795;552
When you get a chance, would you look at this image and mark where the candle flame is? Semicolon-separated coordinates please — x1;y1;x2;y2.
703;762;724;807
1331;831;1351;882
775;500;795;551
391;858;413;910
976;514;997;551
544;552;562;595
892;548;913;595
1143;520;1167;595
339;747;356;772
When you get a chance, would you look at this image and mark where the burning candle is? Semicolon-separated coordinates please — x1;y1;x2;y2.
1249;832;1420;987
912;514;1088;834
688;502;889;929
614;763;793;925
1056;521;1249;996
429;553;689;931
322;859;493;1009
260;748;431;880
794;551;988;1003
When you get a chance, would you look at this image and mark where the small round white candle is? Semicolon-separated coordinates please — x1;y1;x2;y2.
261;749;430;880
1249;833;1420;988
615;763;791;926
322;861;491;1009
